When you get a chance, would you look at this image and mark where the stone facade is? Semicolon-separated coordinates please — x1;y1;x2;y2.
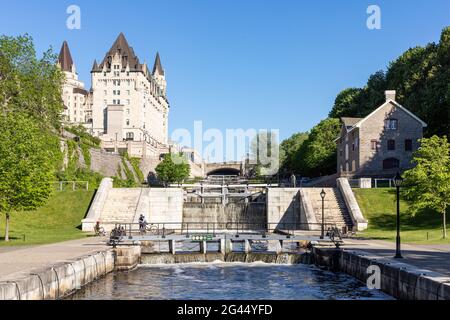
58;42;89;124
57;34;201;178
89;33;169;147
336;91;427;178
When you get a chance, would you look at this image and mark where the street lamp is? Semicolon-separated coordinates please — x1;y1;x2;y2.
393;172;404;259
320;189;326;239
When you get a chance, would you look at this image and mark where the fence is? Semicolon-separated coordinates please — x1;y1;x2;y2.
348;178;395;188
53;181;90;191
373;179;394;188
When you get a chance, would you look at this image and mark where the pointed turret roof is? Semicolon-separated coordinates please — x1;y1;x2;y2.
91;59;100;72
58;41;74;72
152;52;164;76
98;32;141;71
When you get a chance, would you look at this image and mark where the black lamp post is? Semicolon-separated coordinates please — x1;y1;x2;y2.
320;189;326;239
393;172;404;259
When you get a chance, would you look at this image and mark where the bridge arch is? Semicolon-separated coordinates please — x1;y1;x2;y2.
207;168;241;176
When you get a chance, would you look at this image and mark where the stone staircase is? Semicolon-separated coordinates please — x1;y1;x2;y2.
99;189;143;226
302;188;354;230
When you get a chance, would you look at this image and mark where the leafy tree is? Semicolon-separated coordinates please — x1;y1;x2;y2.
279;132;309;175
0;113;61;241
403;136;450;239
329;88;362;119
329;26;450;138
296;118;341;177
249;131;280;177
0;34;64;128
155;153;190;185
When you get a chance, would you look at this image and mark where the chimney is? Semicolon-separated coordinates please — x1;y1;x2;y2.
385;90;396;101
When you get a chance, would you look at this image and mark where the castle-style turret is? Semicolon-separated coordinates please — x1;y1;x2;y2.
153;52;167;95
58;41;88;124
58;41;75;74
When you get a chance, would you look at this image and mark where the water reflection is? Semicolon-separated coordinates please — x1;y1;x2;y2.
69;263;393;300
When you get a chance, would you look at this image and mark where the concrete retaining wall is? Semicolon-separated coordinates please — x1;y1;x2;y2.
183;203;266;229
115;246;142;272
82;178;114;231
149;188;183;228
0;250;115;300
267;188;319;230
337;178;368;231
314;248;450;300
267;188;301;228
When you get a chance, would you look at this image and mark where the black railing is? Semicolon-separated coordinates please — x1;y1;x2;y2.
108;221;341;241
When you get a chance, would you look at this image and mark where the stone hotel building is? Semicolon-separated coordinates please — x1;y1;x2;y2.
58;33;170;159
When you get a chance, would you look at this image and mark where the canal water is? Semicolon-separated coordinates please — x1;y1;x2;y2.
68;262;392;300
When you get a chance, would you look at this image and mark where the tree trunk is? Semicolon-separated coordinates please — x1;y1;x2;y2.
443;210;447;239
5;212;10;242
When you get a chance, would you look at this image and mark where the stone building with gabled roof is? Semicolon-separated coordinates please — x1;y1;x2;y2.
336;90;427;178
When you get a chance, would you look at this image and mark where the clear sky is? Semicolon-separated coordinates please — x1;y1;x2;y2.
1;0;450;155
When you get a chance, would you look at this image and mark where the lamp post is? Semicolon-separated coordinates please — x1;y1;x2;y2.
393;172;404;259
320;189;326;239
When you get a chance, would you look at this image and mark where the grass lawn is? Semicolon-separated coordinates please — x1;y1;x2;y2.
353;188;450;244
0;190;95;247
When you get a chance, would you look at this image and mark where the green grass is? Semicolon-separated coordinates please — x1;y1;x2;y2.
0;190;95;247
353;188;450;244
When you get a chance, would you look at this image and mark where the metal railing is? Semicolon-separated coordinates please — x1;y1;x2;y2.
373;179;394;188
52;181;90;191
107;221;341;241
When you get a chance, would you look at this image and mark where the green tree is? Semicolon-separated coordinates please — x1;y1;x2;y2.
249;131;280;177
279;132;309;175
329;26;450;138
0;113;61;241
0;34;64;128
329;88;362;119
297;118;341;177
403;136;450;239
155;153;191;185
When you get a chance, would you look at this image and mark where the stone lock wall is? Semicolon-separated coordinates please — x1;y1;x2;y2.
0;251;115;300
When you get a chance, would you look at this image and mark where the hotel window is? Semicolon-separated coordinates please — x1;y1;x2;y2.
385;119;398;130
126;119;130;126
127;99;130;105
405;139;413;152
126;132;134;141
387;139;396;151
127;109;130;115
113;99;116;105
371;140;379;151
117;100;121;105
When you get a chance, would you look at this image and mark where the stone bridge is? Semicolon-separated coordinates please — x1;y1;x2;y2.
205;161;245;176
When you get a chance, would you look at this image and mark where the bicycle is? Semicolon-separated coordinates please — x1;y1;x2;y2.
94;224;107;237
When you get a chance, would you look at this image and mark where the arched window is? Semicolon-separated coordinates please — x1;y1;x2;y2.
383;158;400;170
126;132;134;141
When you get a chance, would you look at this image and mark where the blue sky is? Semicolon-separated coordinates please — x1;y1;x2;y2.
1;0;449;152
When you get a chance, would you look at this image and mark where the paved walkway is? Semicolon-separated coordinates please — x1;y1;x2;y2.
0;237;109;281
343;238;450;276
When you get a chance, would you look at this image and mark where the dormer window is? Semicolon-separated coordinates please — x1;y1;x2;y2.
385;119;398;130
